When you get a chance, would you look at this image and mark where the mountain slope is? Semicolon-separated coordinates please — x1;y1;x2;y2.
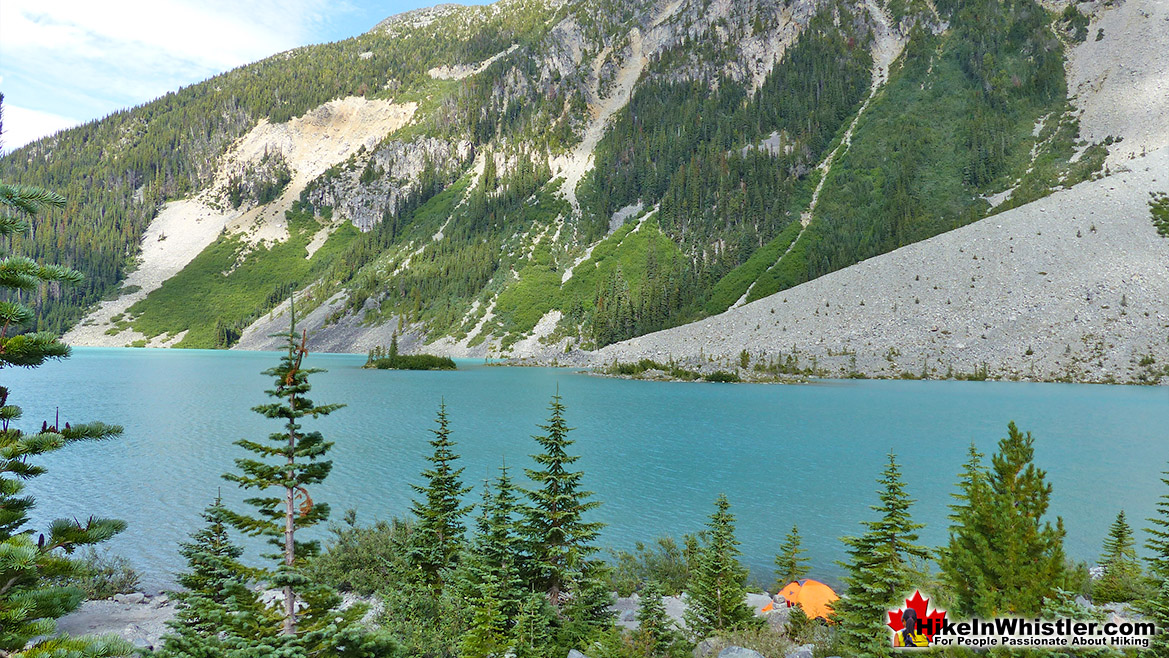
592;0;1169;384
4;0;1156;373
594;145;1169;384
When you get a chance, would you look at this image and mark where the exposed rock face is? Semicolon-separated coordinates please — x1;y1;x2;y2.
306;137;473;231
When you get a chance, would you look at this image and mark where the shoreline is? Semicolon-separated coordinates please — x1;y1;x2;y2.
65;345;1169;387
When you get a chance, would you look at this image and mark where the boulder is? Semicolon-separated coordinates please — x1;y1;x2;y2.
694;638;726;658
718;648;765;658
567;650;591;658
765;604;791;632
744;592;774;616
785;644;815;658
664;595;688;626
113;592;145;605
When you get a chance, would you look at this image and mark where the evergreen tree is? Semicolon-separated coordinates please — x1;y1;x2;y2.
1094;510;1143;603
940;422;1067;616
224;319;340;634
169;497;251;632
459;572;509;658
834;453;929;658
511;591;555;658
522;392;604;605
0;159;132;657
684;494;754;639
409;402;472;589
158;498;283;658
636;579;677;657
1147;463;1169;582
469;464;525;622
1141;461;1169;654
773;524;809;590
208;318;398;656
1140;581;1169;658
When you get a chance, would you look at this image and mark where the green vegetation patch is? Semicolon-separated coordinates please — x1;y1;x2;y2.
705;220;803;314
802;0;1078;287
1150;193;1169;237
365;354;456;371
127;204;358;348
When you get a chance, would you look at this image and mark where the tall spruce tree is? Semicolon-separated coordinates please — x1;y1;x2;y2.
1140;581;1169;658
1094;511;1143;603
0;143;132;657
522;392;604;605
215;317;397;656
834;453;929;658
409;402;471;589
940;422;1067;616
224;319;339;634
773;524;809;590
684;494;754;639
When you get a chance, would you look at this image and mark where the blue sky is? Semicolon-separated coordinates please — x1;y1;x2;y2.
0;0;490;152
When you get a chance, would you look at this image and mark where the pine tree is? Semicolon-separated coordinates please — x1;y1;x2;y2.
522;392;604;604
773;524;809;590
1140;581;1169;658
940;422;1067;616
158;498;282;657
637;579;677;657
214;316;397;656
834;453;929;658
1140;461;1169;654
224;319;339;635
0;155;132;657
469;464;525;622
409;402;472;589
511;591;555;658
1147;463;1169;582
1094;510;1143;603
459;573;509;658
684;494;754;639
170;497;252;631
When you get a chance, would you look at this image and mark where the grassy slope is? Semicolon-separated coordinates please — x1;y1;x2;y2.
125;208;358;347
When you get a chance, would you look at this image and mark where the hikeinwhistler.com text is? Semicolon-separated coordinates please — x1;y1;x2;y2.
921;617;1156;649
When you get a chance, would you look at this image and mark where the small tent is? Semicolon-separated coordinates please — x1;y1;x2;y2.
775;579;839;620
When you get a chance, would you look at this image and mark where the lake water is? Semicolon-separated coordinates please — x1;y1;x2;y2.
7;348;1169;591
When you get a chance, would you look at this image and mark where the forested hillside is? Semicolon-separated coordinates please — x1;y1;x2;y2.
0;0;1105;355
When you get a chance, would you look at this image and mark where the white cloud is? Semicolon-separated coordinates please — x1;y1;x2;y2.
0;0;351;146
1;105;80;152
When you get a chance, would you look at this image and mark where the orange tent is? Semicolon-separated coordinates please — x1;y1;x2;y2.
776;579;839;620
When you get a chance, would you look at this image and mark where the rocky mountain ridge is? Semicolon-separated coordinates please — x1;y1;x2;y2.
15;0;1164;383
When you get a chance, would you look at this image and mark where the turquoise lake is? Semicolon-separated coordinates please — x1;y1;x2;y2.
7;347;1169;591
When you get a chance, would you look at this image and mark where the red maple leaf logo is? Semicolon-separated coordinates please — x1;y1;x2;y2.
887;591;947;641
